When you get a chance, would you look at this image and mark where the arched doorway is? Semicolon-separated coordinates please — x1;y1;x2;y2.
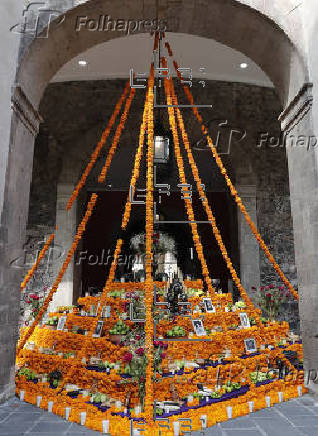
2;0;316;402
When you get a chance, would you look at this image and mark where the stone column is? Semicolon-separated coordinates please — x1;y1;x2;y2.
50;183;77;310
0;84;42;402
237;185;260;296
279;83;318;392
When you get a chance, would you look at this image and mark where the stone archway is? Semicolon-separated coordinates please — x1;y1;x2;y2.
1;0;316;402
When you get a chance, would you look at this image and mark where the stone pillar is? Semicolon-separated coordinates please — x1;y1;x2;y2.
279;83;318;392
237;185;260;295
0;2;26;404
50;183;77;310
0;84;42;402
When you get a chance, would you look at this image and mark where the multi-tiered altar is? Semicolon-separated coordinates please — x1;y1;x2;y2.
16;33;305;435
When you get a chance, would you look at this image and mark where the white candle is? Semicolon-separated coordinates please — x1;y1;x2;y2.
19;390;25;401
65;407;71;420
80;411;86;425
115;401;121;409
102;420;110;434
226;406;232;418
187;395;193;403
297;386;302;397
135;406;141;416
265;396;271;407
248;401;254;412
173;421;180;436
48;401;53;413
200;415;207;428
36;396;42;407
278;392;283;402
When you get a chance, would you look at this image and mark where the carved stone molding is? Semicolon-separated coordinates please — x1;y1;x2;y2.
279;83;313;133
11;85;42;136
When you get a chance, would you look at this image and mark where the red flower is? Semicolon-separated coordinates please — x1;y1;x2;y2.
269;284;274;289
135;335;141;341
153;341;160;347
140;376;145;383
161;353;166;359
29;294;39;300
123;352;133;363
260;286;265;291
135;347;144;356
279;286;284;290
163;343;168;350
25;300;31;304
266;293;271;298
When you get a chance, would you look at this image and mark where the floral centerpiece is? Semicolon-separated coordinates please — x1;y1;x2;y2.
253;285;291;321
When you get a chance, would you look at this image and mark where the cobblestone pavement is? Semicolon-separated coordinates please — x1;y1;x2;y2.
1;395;318;435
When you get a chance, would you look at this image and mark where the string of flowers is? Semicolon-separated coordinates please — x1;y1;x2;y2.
20;228;57;292
161;62;216;305
121;90;149;230
17;194;99;355
66;82;130;211
98;88;136;183
144;63;155;423
164;40;298;301
85;239;124;341
168;79;257;314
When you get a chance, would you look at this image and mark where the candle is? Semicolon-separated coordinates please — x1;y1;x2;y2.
65;407;71;420
265;396;271;407
173;421;180;436
19;390;25;401
226;406;232;418
48;401;53;413
200;415;207;428
297;386;302;397
102;420;110;434
80;411;86;425
36;396;42;407
278;392;283;402
248;401;254;412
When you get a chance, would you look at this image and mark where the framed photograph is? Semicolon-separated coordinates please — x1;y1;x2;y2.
192;319;206;336
203;298;216;313
244;338;257;353
240;312;250;328
56;315;67;331
101;306;111;318
93;320;104;338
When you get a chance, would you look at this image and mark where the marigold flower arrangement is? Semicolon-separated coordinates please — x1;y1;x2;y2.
16;33;306;436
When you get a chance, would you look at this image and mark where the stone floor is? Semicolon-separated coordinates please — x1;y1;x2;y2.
1;395;318;435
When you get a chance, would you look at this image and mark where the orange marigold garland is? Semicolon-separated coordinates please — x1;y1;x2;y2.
67;82;130;211
17;193;98;355
88;239;123;335
122;90;149;230
165;40;298;301
161;67;216;303
144;64;155;423
98;88;136;183
21;228;57;292
169;79;256;312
